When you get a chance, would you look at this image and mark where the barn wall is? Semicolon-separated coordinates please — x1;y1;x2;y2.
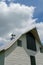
19;34;40;56
35;51;43;65
5;41;30;65
35;40;43;65
36;40;40;52
4;34;42;65
20;34;43;65
0;50;5;65
35;42;43;65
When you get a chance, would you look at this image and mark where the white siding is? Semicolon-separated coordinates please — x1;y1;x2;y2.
35;51;43;65
4;34;43;65
35;42;43;65
19;34;38;56
33;39;43;65
5;41;30;65
36;40;40;52
19;34;43;65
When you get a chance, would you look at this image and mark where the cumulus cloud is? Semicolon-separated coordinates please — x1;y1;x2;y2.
0;1;35;45
0;1;43;46
0;37;8;46
35;22;43;43
1;0;14;2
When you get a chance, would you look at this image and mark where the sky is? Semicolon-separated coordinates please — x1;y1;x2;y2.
0;0;43;47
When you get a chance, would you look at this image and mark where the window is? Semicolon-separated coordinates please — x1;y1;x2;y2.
40;47;43;53
26;32;36;51
17;40;22;47
30;56;36;65
40;47;42;52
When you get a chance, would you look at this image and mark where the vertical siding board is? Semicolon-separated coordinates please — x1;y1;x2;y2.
20;34;37;56
35;52;43;65
5;47;30;65
5;41;30;65
1;34;42;65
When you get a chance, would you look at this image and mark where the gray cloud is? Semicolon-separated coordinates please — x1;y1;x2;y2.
35;22;43;43
0;2;43;46
0;2;35;45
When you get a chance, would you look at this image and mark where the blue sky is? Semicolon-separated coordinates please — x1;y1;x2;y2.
0;0;43;46
15;0;43;22
4;0;43;22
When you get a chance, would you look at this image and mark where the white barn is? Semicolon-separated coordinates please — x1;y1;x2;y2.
0;26;43;65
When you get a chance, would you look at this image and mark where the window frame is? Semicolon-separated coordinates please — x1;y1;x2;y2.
17;39;22;47
30;56;36;65
26;32;36;51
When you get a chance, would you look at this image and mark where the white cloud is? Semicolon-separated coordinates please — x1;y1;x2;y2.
1;0;14;2
0;2;43;46
0;37;8;46
35;22;43;43
0;2;35;42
